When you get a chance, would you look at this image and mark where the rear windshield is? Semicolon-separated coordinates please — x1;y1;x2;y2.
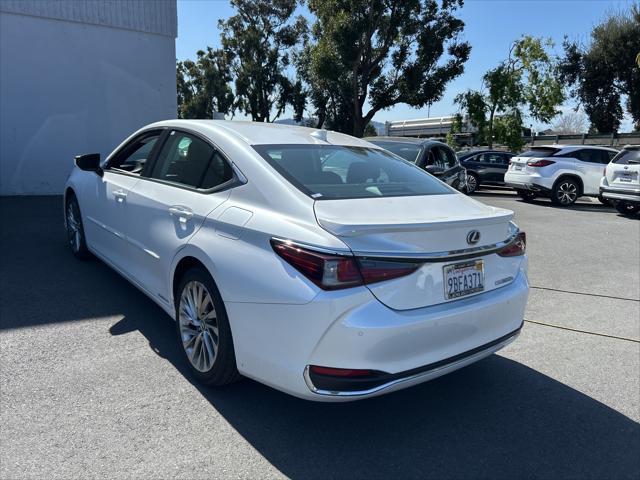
369;141;423;163
253;144;452;200
519;148;560;158
612;148;640;165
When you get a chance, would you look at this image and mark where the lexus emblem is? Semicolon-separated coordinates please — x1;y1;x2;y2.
466;230;481;245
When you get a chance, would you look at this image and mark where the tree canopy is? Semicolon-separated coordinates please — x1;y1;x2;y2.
455;36;564;148
219;0;308;122
177;48;234;119
560;4;640;133
302;0;471;137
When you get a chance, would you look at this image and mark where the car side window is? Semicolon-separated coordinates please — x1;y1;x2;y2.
106;132;161;175
148;131;233;190
429;147;456;169
574;149;603;164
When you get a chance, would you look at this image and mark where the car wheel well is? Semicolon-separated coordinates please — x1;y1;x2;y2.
64;187;76;204
173;256;208;305
553;175;583;196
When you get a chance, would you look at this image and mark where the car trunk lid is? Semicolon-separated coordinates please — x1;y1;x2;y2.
314;194;524;310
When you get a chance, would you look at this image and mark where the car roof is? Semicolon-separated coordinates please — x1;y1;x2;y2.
532;144;618;152
146;119;379;148
364;136;448;147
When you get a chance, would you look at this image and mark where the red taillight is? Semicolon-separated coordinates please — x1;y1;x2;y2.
271;239;420;290
526;159;555;167
309;366;374;377
498;232;526;257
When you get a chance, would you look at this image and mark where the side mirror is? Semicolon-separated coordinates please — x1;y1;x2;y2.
75;153;103;176
425;165;444;176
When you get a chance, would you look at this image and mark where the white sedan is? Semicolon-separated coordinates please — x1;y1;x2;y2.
64;120;529;401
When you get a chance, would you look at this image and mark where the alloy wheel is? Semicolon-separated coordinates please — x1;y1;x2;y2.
66;201;82;252
556;182;577;205
466;175;477;193
178;281;219;372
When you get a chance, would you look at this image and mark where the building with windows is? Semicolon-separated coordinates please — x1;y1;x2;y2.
0;0;177;195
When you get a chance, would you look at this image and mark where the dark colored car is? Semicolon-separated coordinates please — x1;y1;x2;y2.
457;150;515;193
365;137;467;191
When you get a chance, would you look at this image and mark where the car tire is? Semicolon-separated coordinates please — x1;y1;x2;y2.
517;190;537;202
65;193;91;259
614;201;640;216
551;178;579;206
175;267;241;386
466;173;479;194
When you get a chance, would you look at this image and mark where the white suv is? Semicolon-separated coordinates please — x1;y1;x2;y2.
504;145;618;206
600;145;640;216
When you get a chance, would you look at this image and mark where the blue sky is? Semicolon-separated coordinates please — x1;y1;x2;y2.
176;0;635;131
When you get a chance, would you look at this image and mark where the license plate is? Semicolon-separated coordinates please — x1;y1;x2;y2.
514;165;523;171
619;175;632;182
444;260;485;300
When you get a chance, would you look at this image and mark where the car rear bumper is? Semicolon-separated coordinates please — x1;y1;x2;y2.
226;268;529;401
504;172;553;194
600;186;640;204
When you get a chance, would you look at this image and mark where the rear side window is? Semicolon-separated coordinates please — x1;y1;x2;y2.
148;132;233;190
612;149;640;165
371;142;423;163
573;149;609;164
426;146;457;168
520;148;560;158
253;144;452;200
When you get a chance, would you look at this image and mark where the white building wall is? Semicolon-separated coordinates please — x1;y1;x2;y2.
0;1;177;195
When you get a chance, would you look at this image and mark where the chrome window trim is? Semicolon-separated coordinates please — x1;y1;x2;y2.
303;330;520;397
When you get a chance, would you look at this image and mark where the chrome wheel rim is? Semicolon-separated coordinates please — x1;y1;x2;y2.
178;281;219;372
557;182;577;205
466;175;477;193
66;202;82;252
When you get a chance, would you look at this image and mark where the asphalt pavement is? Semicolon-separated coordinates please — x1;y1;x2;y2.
1;192;638;479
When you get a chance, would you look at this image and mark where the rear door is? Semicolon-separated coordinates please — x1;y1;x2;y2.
123;130;234;303
573;149;610;194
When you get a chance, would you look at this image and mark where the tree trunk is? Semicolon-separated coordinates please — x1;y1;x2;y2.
488;106;496;148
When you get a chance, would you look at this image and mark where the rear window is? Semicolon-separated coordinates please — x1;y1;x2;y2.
253;144;452;200
612;148;640;165
519;148;560;158
370;141;423;163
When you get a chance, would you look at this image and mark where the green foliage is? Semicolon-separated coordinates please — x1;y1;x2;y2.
445;113;463;150
363;123;378;137
493;111;525;152
302;0;471;137
455;36;563;147
219;0;308;122
560;3;640;133
177;48;234;119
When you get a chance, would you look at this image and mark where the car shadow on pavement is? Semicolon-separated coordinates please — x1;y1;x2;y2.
3;197;639;479
111;310;640;480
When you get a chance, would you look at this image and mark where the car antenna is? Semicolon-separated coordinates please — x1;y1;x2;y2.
310;129;328;142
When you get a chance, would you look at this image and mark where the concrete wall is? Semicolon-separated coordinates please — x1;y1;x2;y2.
0;1;177;195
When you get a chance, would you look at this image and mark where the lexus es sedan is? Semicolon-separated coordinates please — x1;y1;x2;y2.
64;120;529;401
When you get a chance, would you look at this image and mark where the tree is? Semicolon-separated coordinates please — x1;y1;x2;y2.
177;48;234;119
493;110;525;152
302;0;471;137
552;111;588;134
560;4;640;133
219;0;308;123
455;36;564;148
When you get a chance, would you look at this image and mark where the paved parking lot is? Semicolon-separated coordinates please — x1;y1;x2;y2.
1;193;638;479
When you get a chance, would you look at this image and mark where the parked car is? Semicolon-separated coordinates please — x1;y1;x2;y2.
504;145;618;206
458;150;515;193
65;121;528;401
600;145;640;216
365;137;467;192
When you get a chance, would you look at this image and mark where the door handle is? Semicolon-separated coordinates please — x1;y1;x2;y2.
169;206;194;223
114;190;127;203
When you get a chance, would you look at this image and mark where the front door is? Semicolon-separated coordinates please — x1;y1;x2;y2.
82;131;162;271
